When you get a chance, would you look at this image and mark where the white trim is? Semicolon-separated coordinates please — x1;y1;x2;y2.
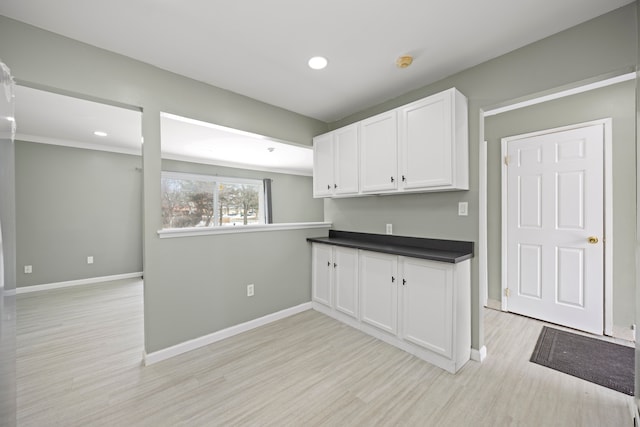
484;72;635;117
161;153;312;177
144;302;312;365
3;289;16;297
16;133;142;156
603;119;614;336
500;119;613;334
479;140;488;307
158;221;332;238
470;345;487;362
15;272;143;294
500;138;508;311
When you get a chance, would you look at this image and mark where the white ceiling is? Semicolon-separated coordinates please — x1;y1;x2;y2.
4;0;633;176
13;86;315;175
14;85;142;155
0;0;632;123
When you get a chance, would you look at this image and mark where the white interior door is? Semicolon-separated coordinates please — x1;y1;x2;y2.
505;123;604;335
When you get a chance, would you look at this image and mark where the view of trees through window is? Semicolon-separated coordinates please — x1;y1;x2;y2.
161;173;265;228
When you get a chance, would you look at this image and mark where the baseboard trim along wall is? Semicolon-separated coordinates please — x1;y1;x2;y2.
471;345;487;362
15;272;143;294
144;302;313;366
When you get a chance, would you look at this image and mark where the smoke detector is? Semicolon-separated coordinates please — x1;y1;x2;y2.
396;55;413;69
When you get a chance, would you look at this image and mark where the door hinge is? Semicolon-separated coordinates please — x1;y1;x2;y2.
504;155;511;166
504;288;511;298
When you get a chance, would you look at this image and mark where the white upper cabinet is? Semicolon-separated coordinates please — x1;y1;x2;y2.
360;110;398;193
312;132;334;197
399;88;467;191
312;87;468;198
312;123;359;198
333;124;359;195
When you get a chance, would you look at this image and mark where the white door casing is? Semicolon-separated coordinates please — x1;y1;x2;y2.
502;121;608;335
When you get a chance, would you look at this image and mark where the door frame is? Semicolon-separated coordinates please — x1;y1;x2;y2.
500;118;613;335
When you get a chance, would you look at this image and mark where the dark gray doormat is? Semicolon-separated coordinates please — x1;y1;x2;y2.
530;326;634;396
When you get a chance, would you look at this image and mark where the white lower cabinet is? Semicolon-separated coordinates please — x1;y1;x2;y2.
311;244;359;319
360;251;398;335
312;243;470;373
400;257;454;358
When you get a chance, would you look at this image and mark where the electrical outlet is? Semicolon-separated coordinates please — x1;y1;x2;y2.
87;256;94;264
24;265;32;274
386;224;392;235
247;284;255;297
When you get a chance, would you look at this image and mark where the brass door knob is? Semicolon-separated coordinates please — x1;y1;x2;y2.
588;236;599;244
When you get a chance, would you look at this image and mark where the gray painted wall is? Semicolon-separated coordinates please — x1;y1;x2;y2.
327;4;637;350
0;3;636;356
162;160;324;224
485;80;636;329
0;15;328;353
15;141;143;287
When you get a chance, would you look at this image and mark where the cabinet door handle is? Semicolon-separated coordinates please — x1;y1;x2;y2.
402;279;406;286
391;276;395;283
327;184;331;190
327;261;331;267
402;175;406;182
390;176;395;183
334;263;337;268
334;184;338;189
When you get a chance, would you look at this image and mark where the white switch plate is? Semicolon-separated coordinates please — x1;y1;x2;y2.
24;265;32;274
247;284;255;297
87;256;94;264
458;202;468;216
386;224;392;235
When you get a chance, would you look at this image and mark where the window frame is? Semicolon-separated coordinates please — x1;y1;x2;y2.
161;171;267;229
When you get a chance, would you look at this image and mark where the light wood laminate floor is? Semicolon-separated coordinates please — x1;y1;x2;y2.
17;279;633;426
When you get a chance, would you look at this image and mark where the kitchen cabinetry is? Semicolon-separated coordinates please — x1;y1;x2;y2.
311;244;359;319
312;123;359;198
313;87;468;198
359;251;397;334
360;111;398;193
308;231;472;373
398;89;468;191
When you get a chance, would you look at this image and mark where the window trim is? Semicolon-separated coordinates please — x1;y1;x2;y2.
157;221;332;238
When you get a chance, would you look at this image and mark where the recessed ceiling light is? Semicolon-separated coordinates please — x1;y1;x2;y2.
94;131;108;137
308;56;328;70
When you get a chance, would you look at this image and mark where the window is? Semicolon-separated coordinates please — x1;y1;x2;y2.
161;172;271;229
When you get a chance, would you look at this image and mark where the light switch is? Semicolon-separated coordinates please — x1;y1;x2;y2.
458;202;468;216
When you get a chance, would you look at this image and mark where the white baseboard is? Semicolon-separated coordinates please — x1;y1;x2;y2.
471;345;487;362
15;272;143;294
3;289;16;297
144;302;313;366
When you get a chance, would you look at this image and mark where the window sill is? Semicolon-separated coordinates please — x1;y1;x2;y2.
157;222;332;239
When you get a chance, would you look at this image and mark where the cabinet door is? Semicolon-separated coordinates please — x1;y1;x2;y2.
400;257;453;357
311;244;333;307
360;251;398;334
398;91;453;189
313;133;334;197
333;124;359;195
360;111;398;193
334;246;359;318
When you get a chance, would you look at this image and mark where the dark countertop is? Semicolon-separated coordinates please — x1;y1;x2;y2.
307;230;474;264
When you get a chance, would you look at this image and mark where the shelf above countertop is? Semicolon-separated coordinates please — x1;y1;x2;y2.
307;230;474;264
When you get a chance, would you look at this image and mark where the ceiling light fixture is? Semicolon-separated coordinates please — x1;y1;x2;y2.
308;56;328;70
267;147;275;153
93;130;108;137
396;55;413;69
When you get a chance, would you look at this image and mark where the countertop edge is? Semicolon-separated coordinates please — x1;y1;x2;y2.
307;236;473;264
